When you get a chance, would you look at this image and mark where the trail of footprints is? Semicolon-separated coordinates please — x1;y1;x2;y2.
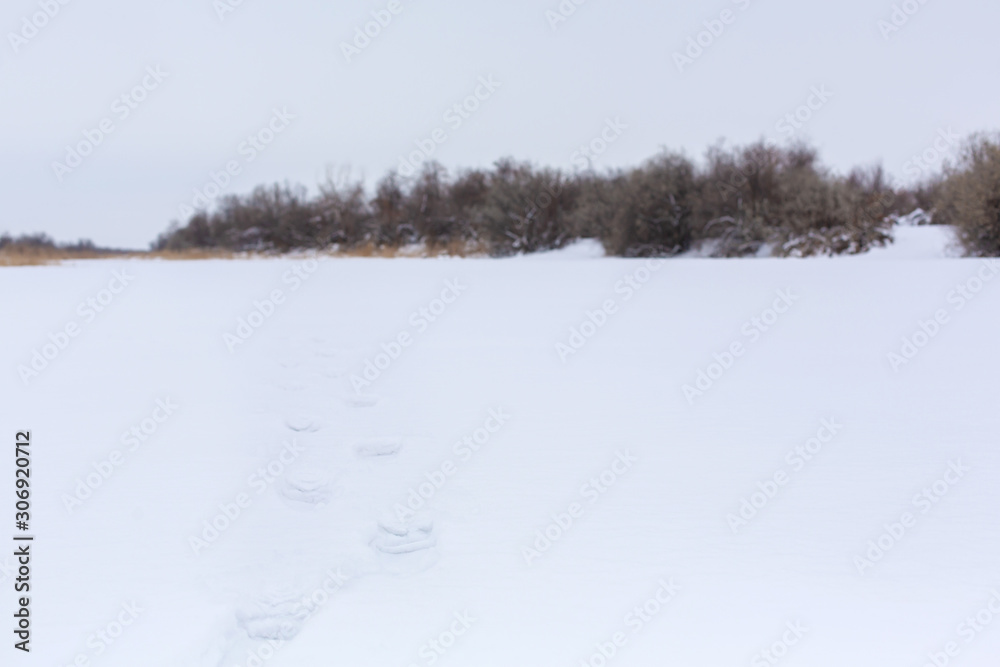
206;336;438;661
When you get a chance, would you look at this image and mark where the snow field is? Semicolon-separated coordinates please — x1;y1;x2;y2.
1;239;998;666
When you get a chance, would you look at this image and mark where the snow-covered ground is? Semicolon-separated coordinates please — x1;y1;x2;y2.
2;227;999;666
861;224;962;260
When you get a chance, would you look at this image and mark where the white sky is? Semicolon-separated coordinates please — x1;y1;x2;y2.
2;0;997;248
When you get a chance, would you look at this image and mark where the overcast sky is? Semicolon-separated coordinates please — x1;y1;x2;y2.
2;0;997;248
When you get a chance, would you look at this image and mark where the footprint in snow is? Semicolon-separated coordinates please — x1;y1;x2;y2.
371;515;436;555
278;469;338;507
285;415;322;433
354;437;403;458
235;588;305;641
342;393;379;408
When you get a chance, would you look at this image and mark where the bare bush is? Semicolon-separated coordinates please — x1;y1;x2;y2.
150;139;933;258
934;134;1000;256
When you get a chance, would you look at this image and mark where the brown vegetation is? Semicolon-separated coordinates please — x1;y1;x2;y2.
152;140;910;259
10;135;1000;263
932;134;1000;256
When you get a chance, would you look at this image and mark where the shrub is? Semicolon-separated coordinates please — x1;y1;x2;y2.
934;134;1000;256
476;159;577;256
150;139;926;258
599;152;698;257
697;143;893;256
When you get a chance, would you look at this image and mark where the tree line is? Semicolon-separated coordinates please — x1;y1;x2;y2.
145;133;997;258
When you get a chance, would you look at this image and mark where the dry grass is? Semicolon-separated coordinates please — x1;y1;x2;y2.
0;241;492;266
328;242;407;258
142;248;247;261
424;238;490;257
312;239;490;259
0;246;121;267
0;247;258;266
